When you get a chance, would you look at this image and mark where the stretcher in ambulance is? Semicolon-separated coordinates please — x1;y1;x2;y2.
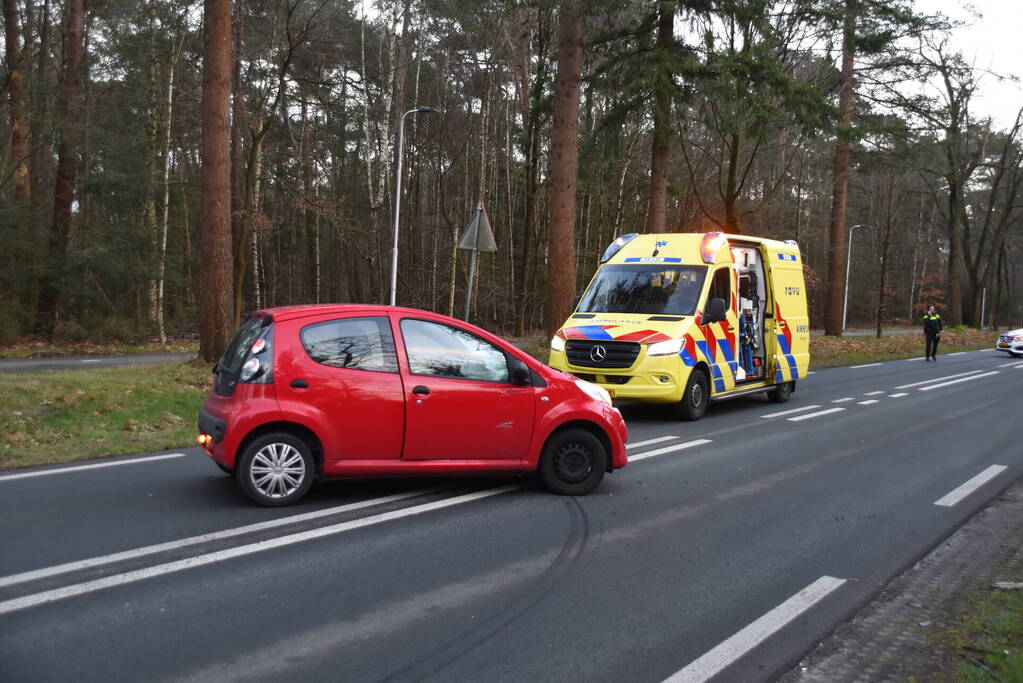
548;232;810;420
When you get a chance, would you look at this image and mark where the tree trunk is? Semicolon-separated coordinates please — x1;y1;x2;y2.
199;0;235;361
644;0;673;234
546;0;582;336
41;0;87;328
156;35;182;345
823;0;855;336
3;0;32;204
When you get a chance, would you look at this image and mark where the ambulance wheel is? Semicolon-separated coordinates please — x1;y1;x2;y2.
768;380;794;403
676;370;709;421
1011;350;1022;358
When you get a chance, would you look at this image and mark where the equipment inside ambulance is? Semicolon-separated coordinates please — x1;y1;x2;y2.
549;232;810;421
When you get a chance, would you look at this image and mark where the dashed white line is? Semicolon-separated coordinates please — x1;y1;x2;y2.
858;400;879;405
906;357;926;362
918;371;999;391
81;359;104;363
663;576;847;683
807;371;816;375
629;439;712;462
0;489;435;590
895;370;982;390
997;360;1023;368
863;391;884;396
0;486;517;616
788;407;845;422
831;397;854;403
934;466;1008;507
888;392;908;398
850;363;883;368
759;405;821;419
0;453;188;483
626;435;679;450
946;352;966;356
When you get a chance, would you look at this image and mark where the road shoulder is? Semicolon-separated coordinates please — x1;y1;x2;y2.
783;478;1023;682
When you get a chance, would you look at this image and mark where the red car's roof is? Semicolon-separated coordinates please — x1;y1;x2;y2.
255;304;438;323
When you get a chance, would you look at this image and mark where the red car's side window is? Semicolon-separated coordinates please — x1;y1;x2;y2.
299;316;398;373
399;318;510;383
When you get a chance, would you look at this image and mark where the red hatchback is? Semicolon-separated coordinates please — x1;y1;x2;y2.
198;305;628;506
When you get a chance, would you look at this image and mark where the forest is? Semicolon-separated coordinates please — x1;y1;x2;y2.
1;0;1021;360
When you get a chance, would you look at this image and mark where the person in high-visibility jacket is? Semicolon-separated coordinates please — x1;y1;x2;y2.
923;305;943;360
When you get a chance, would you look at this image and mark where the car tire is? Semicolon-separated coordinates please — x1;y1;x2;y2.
768;380;794;403
538;428;607;496
675;369;709;421
236;432;315;507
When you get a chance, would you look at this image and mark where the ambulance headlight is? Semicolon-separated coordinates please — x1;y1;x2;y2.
647;338;683;356
575;379;612;406
1015;335;1023;342
550;335;566;352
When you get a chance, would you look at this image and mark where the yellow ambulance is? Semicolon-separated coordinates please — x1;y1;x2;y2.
549;232;809;420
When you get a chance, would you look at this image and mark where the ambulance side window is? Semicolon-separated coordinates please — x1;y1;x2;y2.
707;268;731;307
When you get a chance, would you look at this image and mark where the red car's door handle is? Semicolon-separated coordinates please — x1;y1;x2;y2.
412;385;431;395
290;379;309;389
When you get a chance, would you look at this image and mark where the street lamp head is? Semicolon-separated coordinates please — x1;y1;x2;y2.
851;224;873;230
414;106;441;114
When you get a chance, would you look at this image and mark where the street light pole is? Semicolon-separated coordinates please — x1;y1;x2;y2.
842;223;872;333
389;106;439;307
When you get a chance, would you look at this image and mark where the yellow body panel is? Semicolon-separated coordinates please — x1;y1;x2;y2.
549;233;809;405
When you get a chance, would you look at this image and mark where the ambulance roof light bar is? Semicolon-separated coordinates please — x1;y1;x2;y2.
701;231;730;264
600;233;639;263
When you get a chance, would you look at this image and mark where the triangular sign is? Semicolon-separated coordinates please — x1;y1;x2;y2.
457;203;497;252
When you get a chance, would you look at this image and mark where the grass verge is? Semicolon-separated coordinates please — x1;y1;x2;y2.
1;361;211;471
809;328;995;368
930;580;1023;681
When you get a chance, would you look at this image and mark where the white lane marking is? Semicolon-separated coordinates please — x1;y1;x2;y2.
946;352;966;356
895;370;982;390
81;359;103;363
0;486;517;616
934;466;1008;507
831;397;854;403
0;453;188;483
788;407;845;422
759;405;821;419
906;357;926;361
997;360;1022;368
626;435;679;450
858;400;879;405
663;576;847;683
918;371;999;392
0;489;434;590
850;363;883;368
807;371;815;375
1016;363;1023;369
630;440;711;462
863;391;884;396
888;392;908;398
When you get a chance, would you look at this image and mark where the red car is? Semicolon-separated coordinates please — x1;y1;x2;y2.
198;305;628;506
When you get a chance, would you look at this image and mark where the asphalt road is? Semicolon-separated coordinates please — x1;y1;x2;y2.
1;348;1020;682
0;352;195;373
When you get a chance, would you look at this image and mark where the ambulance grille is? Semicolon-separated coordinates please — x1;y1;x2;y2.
565;340;641;369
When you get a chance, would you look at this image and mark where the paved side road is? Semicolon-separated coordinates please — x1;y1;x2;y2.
0;352;195;373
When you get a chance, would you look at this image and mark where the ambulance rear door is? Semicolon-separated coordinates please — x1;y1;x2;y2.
764;244;809;384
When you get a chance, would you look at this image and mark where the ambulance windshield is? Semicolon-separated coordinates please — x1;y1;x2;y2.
578;264;708;315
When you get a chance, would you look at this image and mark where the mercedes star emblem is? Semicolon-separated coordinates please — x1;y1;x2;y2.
589;345;608;363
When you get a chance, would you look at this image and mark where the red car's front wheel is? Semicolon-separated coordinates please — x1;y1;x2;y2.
539;428;607;496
